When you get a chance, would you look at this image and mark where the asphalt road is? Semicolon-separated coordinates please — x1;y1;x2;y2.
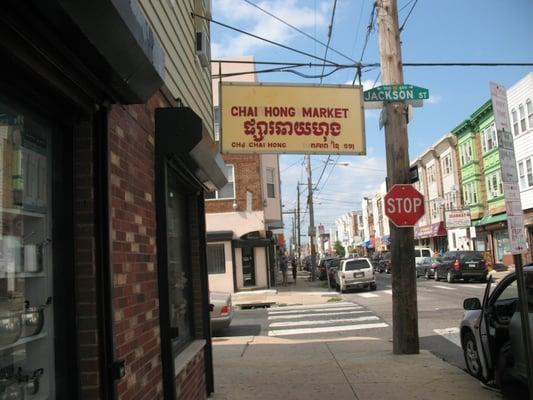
217;273;490;372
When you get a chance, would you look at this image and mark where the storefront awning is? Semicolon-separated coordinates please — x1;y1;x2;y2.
207;231;234;242
415;222;447;239
362;239;374;249
155;107;228;192
472;213;507;227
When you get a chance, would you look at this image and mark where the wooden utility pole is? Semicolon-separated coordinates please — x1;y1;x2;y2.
306;155;317;280
297;184;301;267
376;0;419;354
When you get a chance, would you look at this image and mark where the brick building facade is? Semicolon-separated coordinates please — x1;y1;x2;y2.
0;1;222;399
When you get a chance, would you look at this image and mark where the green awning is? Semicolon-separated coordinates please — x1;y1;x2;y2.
472;213;507;227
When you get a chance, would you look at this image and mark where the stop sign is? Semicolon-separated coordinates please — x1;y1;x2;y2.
384;184;425;227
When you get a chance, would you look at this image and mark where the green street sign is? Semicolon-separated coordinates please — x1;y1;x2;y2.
364;84;429;103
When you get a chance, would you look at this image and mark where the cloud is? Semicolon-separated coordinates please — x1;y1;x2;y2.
212;0;329;59
426;95;442;105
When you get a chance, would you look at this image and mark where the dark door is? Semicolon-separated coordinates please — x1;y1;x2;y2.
242;247;256;287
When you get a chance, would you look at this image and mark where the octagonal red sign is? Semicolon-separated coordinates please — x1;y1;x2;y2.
384;184;425;227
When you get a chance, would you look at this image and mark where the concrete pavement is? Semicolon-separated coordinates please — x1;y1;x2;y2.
212;270;502;400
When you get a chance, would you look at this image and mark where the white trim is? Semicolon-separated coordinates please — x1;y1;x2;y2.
173;339;206;377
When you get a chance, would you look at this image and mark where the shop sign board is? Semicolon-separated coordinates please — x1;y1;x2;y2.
444;209;471;229
220;83;366;155
490;82;527;254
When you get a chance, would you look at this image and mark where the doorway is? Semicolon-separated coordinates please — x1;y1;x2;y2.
242;247;256;287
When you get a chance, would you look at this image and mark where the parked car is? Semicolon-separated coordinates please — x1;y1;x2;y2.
414;247;432;265
335;258;376;293
318;257;336;280
378;252;391;274
370;251;386;272
210;291;233;332
327;258;342;288
416;256;441;279
434;250;487;283
460;264;533;392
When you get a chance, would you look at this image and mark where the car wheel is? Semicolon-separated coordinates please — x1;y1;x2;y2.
425;270;430;280
447;271;454;283
463;278;470;283
335;283;340;292
370;283;377;291
479;275;487;283
434;269;440;281
463;331;484;380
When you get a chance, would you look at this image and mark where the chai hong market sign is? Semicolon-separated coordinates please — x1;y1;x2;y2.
220;82;366;154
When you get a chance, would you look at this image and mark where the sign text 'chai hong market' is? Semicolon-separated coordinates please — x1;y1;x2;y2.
220;82;366;155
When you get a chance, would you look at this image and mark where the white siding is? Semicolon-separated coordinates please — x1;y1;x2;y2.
139;0;214;136
508;73;533;210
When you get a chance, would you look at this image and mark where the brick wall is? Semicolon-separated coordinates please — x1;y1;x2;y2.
205;154;263;213
74;121;102;399
175;350;206;400
109;95;165;400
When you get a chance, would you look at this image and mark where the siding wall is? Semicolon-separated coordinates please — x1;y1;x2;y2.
139;0;214;137
508;73;533;209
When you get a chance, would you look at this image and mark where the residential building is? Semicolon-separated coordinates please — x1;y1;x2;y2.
453;101;509;265
508;72;533;263
206;58;283;293
373;182;390;250
413;134;458;252
361;197;375;254
334;211;363;255
0;0;225;399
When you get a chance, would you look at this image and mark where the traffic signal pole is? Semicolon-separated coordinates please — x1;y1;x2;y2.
376;0;419;354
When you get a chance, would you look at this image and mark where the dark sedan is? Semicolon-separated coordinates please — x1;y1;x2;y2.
416;257;441;279
327;258;342;288
318;257;336;280
434;251;487;283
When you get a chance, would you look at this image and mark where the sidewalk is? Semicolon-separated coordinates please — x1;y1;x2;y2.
213;270;502;400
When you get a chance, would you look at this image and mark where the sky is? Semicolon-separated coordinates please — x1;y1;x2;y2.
211;0;533;243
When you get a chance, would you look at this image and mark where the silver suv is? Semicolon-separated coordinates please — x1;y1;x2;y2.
335;258;377;293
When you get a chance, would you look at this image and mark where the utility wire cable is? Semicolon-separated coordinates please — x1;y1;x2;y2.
242;0;355;63
319;0;339;83
281;157;305;173
352;2;377;85
399;0;418;32
192;12;340;65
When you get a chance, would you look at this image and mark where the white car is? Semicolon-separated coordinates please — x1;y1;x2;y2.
460;265;533;391
335;258;377;293
414;247;432;265
209;291;233;332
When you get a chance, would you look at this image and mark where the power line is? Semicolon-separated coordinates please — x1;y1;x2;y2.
352;2;377;85
281;157;305;173
319;0;339;83
192;12;340;65
241;0;355;63
399;0;418;32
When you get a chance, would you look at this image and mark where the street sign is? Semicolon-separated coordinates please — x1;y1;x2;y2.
384;184;425;227
364;84;429;109
490;81;527;254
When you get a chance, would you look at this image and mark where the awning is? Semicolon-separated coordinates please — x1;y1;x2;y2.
155;107;227;191
232;238;272;248
207;231;234;242
362;239;375;249
472;213;507;227
415;222;447;239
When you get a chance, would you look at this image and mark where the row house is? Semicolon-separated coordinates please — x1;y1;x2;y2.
361;196;375;253
0;1;226;399
452;101;511;265
373;182;391;251
412;134;459;253
508;72;533;263
205;58;283;293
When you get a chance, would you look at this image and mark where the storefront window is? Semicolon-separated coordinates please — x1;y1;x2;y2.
166;169;193;353
493;230;510;263
0;107;54;398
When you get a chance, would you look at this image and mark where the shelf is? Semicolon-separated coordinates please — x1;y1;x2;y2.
0;272;45;279
1;207;46;218
0;332;47;352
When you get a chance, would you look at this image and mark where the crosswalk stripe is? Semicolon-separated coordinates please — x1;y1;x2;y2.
382;290;392;294
433;285;457;291
268;322;389;336
268;310;371;320
356;293;380;298
269;302;356;311
270;316;379;328
269;306;363;315
434;327;461;347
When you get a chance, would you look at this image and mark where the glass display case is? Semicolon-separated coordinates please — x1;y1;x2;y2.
0;110;54;400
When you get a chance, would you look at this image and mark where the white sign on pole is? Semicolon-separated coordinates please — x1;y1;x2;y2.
469;226;477;239
445;209;471;229
490;82;527;254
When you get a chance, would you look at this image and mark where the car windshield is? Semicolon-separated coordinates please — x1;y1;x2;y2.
421;249;431;257
458;251;484;261
330;259;340;268
418;257;432;265
344;260;370;271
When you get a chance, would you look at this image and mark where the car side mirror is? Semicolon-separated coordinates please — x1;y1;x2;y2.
463;297;482;311
209;303;214;312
